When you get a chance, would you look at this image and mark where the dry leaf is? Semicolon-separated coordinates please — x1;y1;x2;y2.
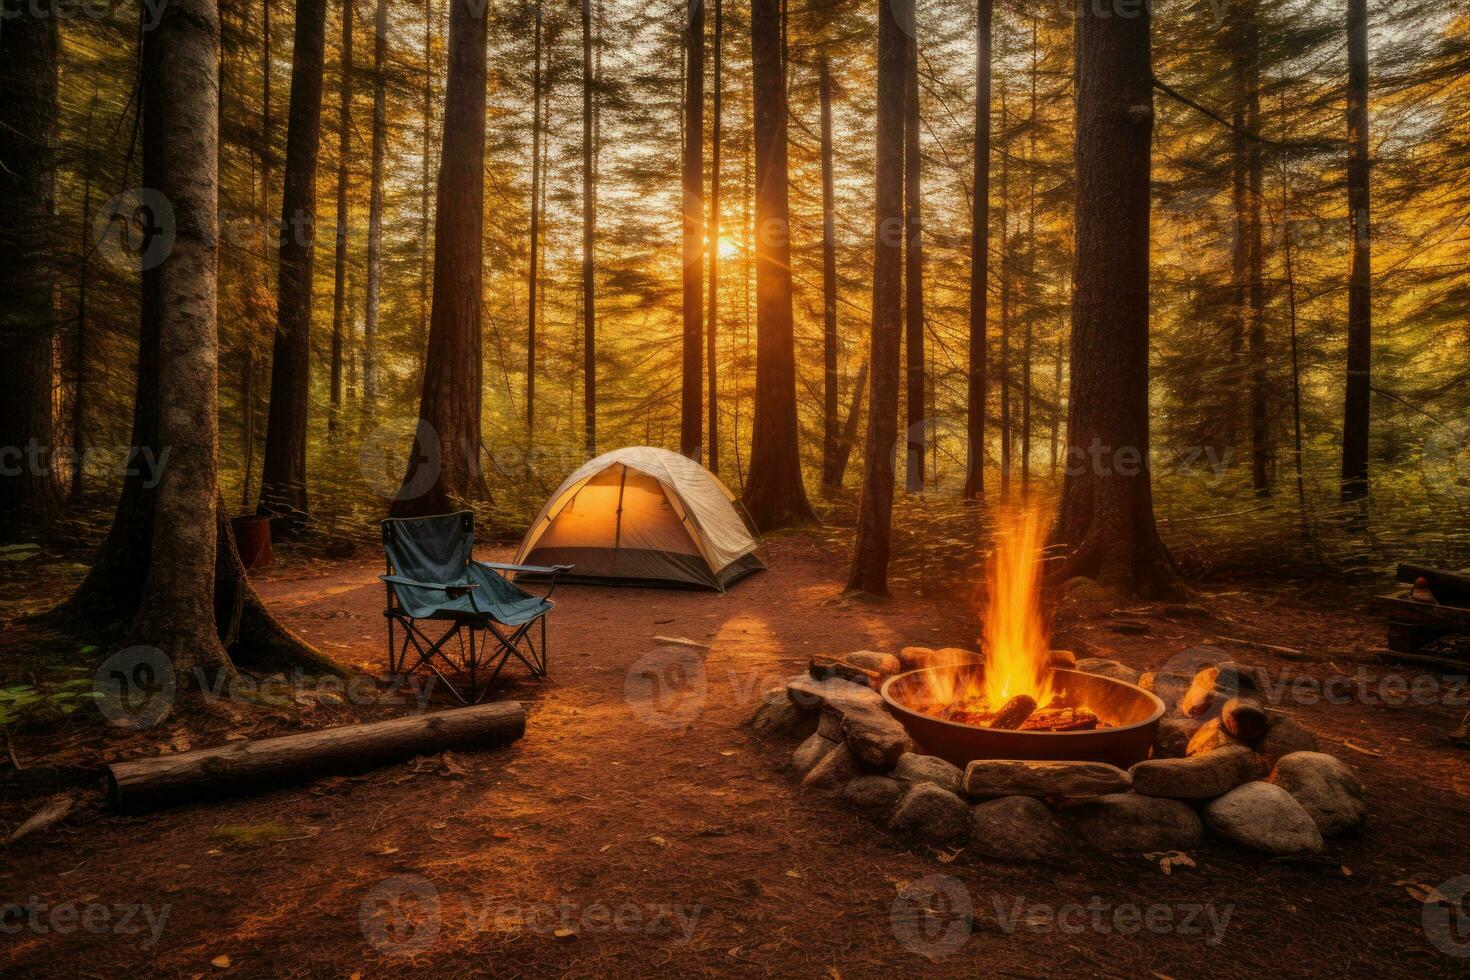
649;835;667;847
553;927;577;940
6;794;75;845
211;955;231;969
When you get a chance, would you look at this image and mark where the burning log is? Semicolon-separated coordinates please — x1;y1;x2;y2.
990;695;1039;731
1019;706;1101;732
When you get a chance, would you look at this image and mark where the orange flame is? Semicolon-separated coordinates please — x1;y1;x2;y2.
921;507;1053;711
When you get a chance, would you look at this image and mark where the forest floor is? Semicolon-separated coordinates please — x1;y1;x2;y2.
2;532;1469;978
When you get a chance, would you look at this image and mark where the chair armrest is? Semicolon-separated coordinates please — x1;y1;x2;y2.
380;574;478;592
476;561;574;576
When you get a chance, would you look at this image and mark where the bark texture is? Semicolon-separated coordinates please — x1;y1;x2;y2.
258;0;329;529
681;0;705;462
1047;0;1179;597
846;0;909;594
1340;0;1372;502
819;57;841;491
581;0;597;457
903;30;926;493
328;0;353;434
391;0;491;517
741;0;815;531
363;0;388;418
0;9;63;534
963;0;992;502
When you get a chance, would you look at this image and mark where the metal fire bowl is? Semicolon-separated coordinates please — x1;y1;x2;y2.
880;665;1165;771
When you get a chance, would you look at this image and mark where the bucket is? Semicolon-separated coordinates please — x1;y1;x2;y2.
230;515;274;571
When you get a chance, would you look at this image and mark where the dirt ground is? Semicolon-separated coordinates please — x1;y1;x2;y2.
3;533;1469;978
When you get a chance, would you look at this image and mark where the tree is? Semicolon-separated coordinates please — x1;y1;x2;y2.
363;0;389;419
963;0;993;502
681;0;705;462
846;0;909;594
819;56;841;491
527;0;544;445
65;0;335;681
391;0;491;517
741;0;815;531
903;28;926;493
581;0;597;457
328;0;353;436
0;8;62;534
1047;0;1178;596
707;0;724;475
1340;0;1372;502
258;0;329;530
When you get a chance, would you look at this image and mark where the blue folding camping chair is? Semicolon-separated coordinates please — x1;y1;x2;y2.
380;511;570;703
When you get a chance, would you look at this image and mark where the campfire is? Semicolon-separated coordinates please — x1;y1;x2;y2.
917;510;1107;734
880;510;1164;768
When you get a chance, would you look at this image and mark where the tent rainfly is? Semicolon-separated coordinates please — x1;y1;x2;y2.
513;447;766;591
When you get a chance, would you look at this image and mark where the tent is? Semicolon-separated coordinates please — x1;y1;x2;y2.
512;447;766;591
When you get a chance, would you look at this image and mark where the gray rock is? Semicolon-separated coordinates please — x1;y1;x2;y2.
801;743;859;790
1269;752;1366;837
1065;794;1204;852
792;733;839;774
971;796;1070;864
1254;718;1320;767
817;707;844;741
746;688;818;739
1155;717;1201;759
845;651;902;677
962;759;1131;799
1074;658;1142;686
888;783;971;843
892;753;963;794
787;675;883;713
1130;745;1261;800
840;702;909;771
1140;672;1194;713
842;775;904;812
1186;717;1249;757
1205;781;1325;855
897;646;980;673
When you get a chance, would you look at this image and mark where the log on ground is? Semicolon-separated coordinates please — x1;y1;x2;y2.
107;701;526;813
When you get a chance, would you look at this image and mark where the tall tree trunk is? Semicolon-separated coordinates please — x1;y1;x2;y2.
832;360;869;490
420;0;434;384
244;0;273;512
1340;0;1372;502
0;8;62;535
681;0;705;461
903;29;926;493
998;87;1011;504
581;0;597;458
846;0;908;594
1282;167;1309;531
391;0;490;517
819;56;841;491
328;0;353;437
1047;0;1178;597
527;0;543;448
258;0;329;531
741;0;815;531
963;0;992;502
707;0;723;475
1021;19;1038;500
62;0;336;682
363;0;388;420
1244;6;1269;498
73;94;99;500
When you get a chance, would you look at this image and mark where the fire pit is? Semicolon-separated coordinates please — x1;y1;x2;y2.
882;664;1164;770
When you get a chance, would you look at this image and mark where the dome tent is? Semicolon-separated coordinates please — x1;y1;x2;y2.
513;447;765;591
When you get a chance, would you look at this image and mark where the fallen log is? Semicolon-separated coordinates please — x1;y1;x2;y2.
107;701;526;813
1396;564;1470;604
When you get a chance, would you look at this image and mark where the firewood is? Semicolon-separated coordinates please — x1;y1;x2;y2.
808;656;881;690
1019;706;1100;732
989;695;1038;731
107;701;525;813
1221;697;1270;741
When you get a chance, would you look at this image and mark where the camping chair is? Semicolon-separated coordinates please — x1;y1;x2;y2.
380;511;571;704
